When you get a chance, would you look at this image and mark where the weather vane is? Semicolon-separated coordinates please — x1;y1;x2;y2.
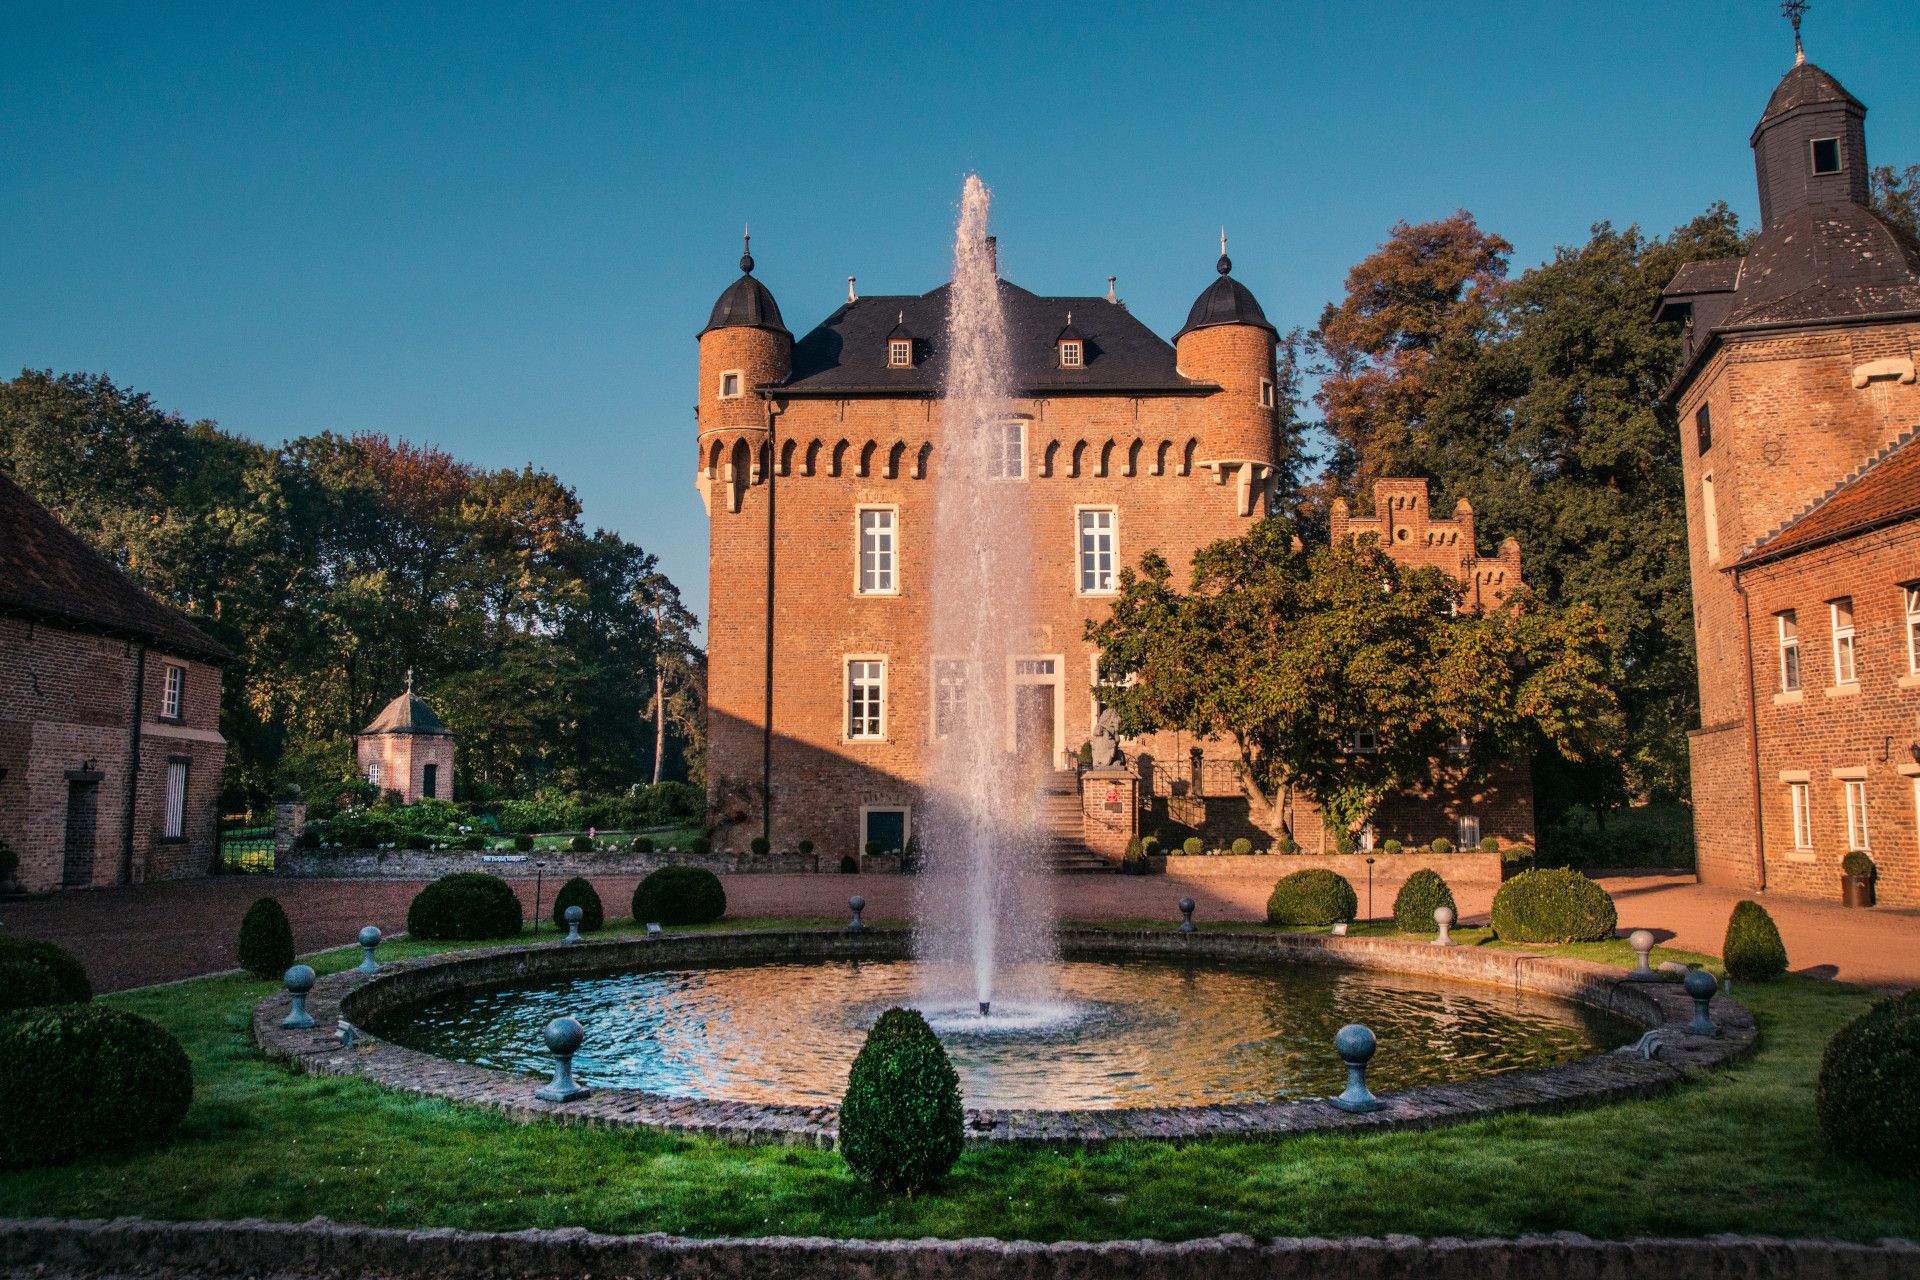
1782;0;1808;63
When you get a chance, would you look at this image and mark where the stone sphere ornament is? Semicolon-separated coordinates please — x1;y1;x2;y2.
1431;905;1457;947
1684;968;1720;1037
356;925;382;973
535;1015;591;1103
847;896;866;932
281;964;317;1029
1178;898;1197;933
1331;1022;1384;1113
562;905;584;945
1627;929;1657;980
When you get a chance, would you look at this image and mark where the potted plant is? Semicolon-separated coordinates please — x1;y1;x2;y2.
1841;851;1875;908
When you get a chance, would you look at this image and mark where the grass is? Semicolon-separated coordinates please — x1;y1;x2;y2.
1;923;1915;1241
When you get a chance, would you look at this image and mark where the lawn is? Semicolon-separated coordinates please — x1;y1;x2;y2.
1;923;1915;1241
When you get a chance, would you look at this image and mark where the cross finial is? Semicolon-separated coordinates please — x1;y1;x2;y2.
739;223;754;274
1783;0;1808;63
405;667;414;693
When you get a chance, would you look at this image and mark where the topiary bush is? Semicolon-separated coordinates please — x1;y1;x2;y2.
406;872;523;941
1489;867;1617;943
459;833;485;851
1393;868;1457;933
0;1004;193;1168
840;855;859;874
0;938;90;1006
632;866;726;925
1723;899;1788;983
1479;836;1500;853
750;836;771;856
567;834;593;853
1381;838;1403;855
552;877;604;932
1333;832;1358;855
1265;868;1359;927
1274;835;1299;856
513;834;535;852
1182;837;1204;856
236;896;295;978
0;961;66;1013
1120;834;1152;875
1817;990;1920;1176
799;840;815;855
1230;837;1253;856
690;835;712;857
631;835;654;854
1842;850;1875;879
1430;836;1454;854
839;1007;964;1195
403;832;431;851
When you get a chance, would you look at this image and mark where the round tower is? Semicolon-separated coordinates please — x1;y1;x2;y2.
697;231;791;457
1173;238;1279;469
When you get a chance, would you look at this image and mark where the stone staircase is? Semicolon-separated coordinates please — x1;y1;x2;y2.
1038;770;1111;874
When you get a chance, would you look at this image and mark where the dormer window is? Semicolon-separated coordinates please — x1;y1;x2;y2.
1059;340;1082;368
888;340;912;367
1811;137;1842;175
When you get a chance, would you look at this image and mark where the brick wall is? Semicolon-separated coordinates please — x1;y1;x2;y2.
354;732;456;805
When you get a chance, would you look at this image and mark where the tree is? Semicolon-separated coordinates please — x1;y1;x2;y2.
1087;519;1619;838
1871;164;1920;237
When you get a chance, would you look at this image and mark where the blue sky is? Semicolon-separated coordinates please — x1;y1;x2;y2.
4;1;1917;627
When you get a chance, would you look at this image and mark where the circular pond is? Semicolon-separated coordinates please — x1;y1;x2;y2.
365;955;1639;1111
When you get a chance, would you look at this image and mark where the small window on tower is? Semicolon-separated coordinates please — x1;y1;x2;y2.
888;340;912;367
1059;340;1082;368
719;370;742;399
1811;137;1842;175
1260;379;1276;408
1695;403;1712;453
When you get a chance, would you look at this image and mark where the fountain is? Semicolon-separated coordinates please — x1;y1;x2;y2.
911;175;1058;1027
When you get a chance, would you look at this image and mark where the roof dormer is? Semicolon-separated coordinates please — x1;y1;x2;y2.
886;312;914;368
1056;312;1085;369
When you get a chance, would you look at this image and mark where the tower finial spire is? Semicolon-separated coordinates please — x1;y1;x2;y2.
1216;227;1231;276
739;223;754;274
1783;0;1808;64
405;666;414;693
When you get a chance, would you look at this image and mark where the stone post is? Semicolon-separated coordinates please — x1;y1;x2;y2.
273;796;307;859
1080;768;1138;863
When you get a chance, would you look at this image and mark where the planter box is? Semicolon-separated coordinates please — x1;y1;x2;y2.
1161;852;1503;887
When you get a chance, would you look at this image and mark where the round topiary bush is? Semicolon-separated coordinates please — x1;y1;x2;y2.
630;835;654;854
1333;832;1358;855
799;840;815;855
568;834;593;853
750;836;771;856
1182;837;1204;856
403;832;431;851
513;834;535;852
0;961;65;1014
1392;869;1457;933
0;1004;193;1168
631;866;726;926
1430;836;1454;854
1230;837;1253;856
839;1007;964;1195
460;833;485;851
1381;838;1404;855
840;855;859;874
1842;850;1875;879
1266;868;1359;927
690;835;712;857
1723;899;1788;983
406;872;523;941
1274;835;1299;856
552;877;604;933
1489;867;1617;943
1817;989;1920;1176
236;896;295;979
1478;836;1500;853
0;938;90;1006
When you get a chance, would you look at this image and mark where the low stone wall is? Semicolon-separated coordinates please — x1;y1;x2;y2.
275;848;822;879
2;1217;1913;1280
1161;852;1503;886
254;927;1754;1148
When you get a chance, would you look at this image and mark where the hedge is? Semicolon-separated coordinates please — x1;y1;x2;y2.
406;872;524;941
236;896;296;979
1266;869;1358;927
0;938;90;1006
0;1005;193;1168
1392;869;1456;933
552;877;605;932
1489;867;1617;943
0;961;65;1014
1723;899;1788;983
1816;990;1920;1176
632;866;726;926
839;1007;964;1194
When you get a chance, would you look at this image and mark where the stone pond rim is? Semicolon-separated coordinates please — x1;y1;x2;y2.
252;928;1756;1148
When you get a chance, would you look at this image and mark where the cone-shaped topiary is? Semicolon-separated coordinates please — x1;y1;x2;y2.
237;896;295;978
1817;990;1920;1176
631;866;726;925
1392;869;1457;933
0;1004;193;1168
0;938;90;1006
839;1007;964;1195
1489;867;1617;942
0;961;65;1014
407;872;523;941
1722;899;1787;983
552;877;604;932
1266;868;1359;926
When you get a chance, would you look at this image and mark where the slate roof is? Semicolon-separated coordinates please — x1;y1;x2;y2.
1662;257;1743;299
1733;427;1920;569
1175;254;1277;339
700;271;788;337
1753;60;1863;138
781;280;1206;395
0;470;231;663
359;690;452;736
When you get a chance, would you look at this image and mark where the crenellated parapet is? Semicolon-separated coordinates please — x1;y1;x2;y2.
1330;478;1523;610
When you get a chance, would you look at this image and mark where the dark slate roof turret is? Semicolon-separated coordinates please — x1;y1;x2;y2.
1175;244;1277;340
1753;60;1863;137
699;230;789;337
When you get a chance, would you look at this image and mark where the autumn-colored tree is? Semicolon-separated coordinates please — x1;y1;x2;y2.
1871;164;1920;237
1086;520;1619;838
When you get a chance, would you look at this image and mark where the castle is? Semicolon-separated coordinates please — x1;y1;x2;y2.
1658;43;1920;907
696;241;1532;864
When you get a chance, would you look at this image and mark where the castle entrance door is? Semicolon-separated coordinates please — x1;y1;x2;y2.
1014;684;1055;777
61;775;101;888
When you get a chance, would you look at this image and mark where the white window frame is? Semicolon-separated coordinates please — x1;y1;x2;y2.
1260;378;1276;408
930;657;971;740
1904;584;1920;675
1844;778;1870;851
845;657;887;742
1778;611;1801;692
366;760;381;788
1347;728;1378;755
161;664;185;720
1006;654;1065;765
1458;815;1481;849
1059;340;1082;368
1831;598;1857;685
858;804;912;857
1810;136;1844;175
1790;782;1812;850
986;421;1027;480
718;369;744;399
888;339;912;367
1076;505;1118;595
855;506;898;595
163;759;188;840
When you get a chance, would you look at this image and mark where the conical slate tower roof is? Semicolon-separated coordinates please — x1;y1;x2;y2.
359;689;451;736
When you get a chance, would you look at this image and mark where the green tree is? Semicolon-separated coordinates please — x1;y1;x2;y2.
1871;164;1920;237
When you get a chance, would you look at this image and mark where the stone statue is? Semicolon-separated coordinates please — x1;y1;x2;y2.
1090;705;1123;769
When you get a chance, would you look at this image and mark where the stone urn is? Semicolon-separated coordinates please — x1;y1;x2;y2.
1840;851;1875;908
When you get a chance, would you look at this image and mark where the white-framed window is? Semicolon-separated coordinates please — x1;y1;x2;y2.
1701;472;1720;563
856;507;897;594
163;759;188;839
1844;778;1870;850
1811;136;1843;175
987;421;1026;479
1358;826;1376;852
1077;507;1116;594
1904;584;1920;674
718;370;743;399
1831;597;1857;685
1790;782;1812;849
1347;728;1378;755
1458;815;1481;848
1059;340;1082;368
1778;611;1801;692
888;339;912;367
161;664;185;719
366;760;381;788
931;658;970;739
847;658;886;740
1260;378;1276;408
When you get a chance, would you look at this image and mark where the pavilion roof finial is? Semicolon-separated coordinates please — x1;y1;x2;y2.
1217;227;1232;276
1783;0;1809;64
405;666;414;693
739;223;754;274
